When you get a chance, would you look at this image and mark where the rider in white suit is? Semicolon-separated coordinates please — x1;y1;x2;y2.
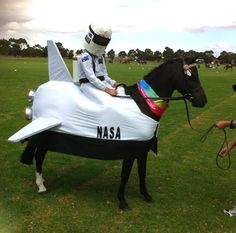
77;24;118;100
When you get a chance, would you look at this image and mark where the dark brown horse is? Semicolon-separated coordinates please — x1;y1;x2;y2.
20;58;207;210
224;64;233;71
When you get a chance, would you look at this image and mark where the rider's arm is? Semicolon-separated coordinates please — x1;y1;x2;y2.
215;120;236;129
100;57;117;87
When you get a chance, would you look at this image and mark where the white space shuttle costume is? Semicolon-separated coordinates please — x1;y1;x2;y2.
8;27;159;160
8;40;158;143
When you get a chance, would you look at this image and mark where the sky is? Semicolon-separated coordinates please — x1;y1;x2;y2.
1;0;236;56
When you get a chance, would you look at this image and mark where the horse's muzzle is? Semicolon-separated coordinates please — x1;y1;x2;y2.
191;88;207;108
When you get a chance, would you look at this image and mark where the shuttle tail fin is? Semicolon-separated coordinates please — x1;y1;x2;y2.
47;40;73;82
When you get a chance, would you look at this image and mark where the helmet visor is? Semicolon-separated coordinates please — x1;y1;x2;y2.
87;25;111;46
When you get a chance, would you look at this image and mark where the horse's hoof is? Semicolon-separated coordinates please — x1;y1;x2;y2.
38;190;47;195
38;184;47;194
143;195;155;203
119;202;131;211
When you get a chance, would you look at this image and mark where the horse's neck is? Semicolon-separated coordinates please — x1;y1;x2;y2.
144;69;174;98
124;85;157;121
125;62;178;120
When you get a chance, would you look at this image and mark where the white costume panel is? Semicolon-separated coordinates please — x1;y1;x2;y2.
8;41;158;145
32;81;158;141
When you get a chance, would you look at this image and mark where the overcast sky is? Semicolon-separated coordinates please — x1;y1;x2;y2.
1;0;236;56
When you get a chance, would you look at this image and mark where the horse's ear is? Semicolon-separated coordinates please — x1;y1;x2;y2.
183;56;199;64
190;56;199;63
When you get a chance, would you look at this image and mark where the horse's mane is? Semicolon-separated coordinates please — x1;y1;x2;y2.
143;58;182;79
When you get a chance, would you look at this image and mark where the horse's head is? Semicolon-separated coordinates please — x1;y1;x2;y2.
174;57;207;108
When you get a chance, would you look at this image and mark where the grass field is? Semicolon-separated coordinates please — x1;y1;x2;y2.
0;56;236;233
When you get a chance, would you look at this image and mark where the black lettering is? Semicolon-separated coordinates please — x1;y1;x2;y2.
115;127;121;139
103;126;108;139
109;127;114;139
97;126;121;140
97;126;103;138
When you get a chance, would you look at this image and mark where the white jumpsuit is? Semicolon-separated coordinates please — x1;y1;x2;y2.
77;51;116;103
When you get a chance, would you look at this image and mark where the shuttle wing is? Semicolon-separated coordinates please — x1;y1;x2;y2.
8;117;62;142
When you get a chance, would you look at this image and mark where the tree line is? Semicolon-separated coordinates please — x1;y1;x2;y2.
1;38;236;64
0;38;75;59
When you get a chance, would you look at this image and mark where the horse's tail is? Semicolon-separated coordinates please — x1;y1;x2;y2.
20;144;36;165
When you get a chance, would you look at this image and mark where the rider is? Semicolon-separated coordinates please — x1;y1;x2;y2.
76;24;118;97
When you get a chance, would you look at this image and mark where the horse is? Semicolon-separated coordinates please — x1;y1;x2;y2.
224;64;233;71
137;59;147;64
205;63;212;69
14;53;207;210
119;56;131;64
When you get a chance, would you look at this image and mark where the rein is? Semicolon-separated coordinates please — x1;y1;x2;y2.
199;125;231;170
147;93;193;101
178;95;232;170
116;90;193;123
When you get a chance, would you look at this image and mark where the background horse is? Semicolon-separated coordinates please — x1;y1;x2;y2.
19;57;207;210
119;56;131;64
224;64;233;71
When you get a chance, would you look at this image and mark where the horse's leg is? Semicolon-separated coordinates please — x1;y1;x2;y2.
117;158;135;210
137;153;154;203
35;148;47;193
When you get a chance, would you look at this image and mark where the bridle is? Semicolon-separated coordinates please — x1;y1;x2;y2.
182;62;203;97
115;61;200;124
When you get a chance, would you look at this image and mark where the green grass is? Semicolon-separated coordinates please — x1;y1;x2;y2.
1;57;236;232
